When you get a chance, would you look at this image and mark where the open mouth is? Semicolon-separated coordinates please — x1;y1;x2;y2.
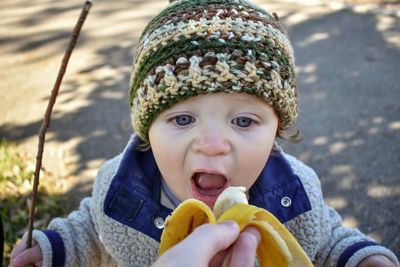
191;172;228;207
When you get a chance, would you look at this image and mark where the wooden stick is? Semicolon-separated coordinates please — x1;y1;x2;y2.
26;0;93;248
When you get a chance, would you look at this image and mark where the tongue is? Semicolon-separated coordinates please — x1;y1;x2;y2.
194;173;226;189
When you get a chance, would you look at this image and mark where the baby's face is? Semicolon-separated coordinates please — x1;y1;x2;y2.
148;92;278;208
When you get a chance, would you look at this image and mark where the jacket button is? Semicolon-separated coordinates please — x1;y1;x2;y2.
154;216;165;229
281;196;292;207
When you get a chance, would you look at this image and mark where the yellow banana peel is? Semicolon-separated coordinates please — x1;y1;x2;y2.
159;186;314;267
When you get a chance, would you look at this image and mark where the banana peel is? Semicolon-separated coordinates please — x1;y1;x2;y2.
159;186;314;267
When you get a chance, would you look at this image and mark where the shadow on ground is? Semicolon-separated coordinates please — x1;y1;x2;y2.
282;9;400;255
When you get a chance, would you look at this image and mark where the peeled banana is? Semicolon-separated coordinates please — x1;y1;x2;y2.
159;186;314;267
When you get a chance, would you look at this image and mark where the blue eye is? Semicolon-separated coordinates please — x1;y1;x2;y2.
174;115;194;126
232;117;253;128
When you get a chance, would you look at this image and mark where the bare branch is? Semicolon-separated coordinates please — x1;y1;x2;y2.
26;0;93;248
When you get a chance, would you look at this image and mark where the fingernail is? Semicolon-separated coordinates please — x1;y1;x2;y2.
220;220;239;230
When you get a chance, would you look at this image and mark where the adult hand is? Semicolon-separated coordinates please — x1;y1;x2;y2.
152;221;261;267
10;239;43;267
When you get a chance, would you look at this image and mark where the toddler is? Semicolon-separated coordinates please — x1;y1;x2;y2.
11;0;399;266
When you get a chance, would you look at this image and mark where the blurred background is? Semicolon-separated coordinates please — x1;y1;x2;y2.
0;0;399;265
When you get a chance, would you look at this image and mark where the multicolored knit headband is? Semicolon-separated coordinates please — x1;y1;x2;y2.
130;0;298;142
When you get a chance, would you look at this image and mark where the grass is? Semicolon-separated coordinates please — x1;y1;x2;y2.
0;139;70;267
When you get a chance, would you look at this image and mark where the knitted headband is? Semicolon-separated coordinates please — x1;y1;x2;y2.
130;0;298;142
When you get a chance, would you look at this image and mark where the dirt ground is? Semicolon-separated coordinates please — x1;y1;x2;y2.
1;0;399;258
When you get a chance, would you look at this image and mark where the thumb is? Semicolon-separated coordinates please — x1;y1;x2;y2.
174;221;240;259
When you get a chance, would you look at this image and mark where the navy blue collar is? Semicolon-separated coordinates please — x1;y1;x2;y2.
104;136;311;242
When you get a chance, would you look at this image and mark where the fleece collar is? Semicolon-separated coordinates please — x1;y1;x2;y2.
104;136;311;242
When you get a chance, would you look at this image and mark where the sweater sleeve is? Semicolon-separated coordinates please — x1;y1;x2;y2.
316;204;399;267
33;197;104;267
31;152;125;267
283;153;399;267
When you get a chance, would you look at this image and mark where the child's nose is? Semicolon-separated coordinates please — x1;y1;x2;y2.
191;130;231;156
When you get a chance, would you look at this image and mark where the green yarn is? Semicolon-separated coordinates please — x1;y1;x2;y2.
130;37;293;104
140;0;275;42
130;0;298;141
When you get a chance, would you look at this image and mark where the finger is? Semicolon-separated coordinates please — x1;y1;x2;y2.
11;239;37;259
219;248;233;267
211;225;261;267
228;227;261;267
172;221;240;261
10;242;28;259
11;245;42;267
242;226;261;244
209;248;230;267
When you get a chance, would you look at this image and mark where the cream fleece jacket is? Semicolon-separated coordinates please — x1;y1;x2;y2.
32;140;399;267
